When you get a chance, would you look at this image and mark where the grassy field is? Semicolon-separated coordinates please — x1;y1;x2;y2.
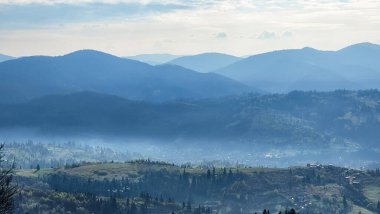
349;205;375;214
50;161;287;181
363;185;380;204
15;168;55;178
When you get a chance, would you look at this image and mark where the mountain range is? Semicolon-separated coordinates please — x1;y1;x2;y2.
0;50;251;103
1;42;380;104
215;42;380;92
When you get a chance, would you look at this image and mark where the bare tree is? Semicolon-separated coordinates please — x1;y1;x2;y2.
0;144;17;213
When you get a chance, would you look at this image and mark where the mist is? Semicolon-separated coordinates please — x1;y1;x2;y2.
2;128;378;170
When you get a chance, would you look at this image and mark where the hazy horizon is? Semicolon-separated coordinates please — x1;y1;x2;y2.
1;0;380;57
0;41;377;58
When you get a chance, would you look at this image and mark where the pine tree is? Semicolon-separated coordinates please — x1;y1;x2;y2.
130;202;137;214
0;144;17;213
186;201;192;211
343;195;348;211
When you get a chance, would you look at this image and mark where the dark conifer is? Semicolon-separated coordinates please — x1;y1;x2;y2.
0;144;17;213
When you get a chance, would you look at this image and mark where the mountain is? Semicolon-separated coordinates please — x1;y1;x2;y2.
335;42;380;71
0;50;252;103
126;54;182;65
167;53;242;73
0;54;15;63
216;43;380;92
1;90;380;146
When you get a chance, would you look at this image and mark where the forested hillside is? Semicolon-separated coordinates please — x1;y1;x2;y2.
14;160;380;214
1;90;379;145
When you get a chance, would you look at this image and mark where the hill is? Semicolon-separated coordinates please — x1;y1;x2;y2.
168;53;241;73
216;43;380;92
0;50;251;103
126;53;182;65
14;161;380;213
1;90;380;148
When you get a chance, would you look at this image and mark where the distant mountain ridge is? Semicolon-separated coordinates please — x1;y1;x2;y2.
167;53;242;73
0;49;252;103
126;54;182;65
1;42;379;103
0;54;15;63
215;42;380;92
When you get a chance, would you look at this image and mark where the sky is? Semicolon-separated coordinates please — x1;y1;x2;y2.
0;0;379;57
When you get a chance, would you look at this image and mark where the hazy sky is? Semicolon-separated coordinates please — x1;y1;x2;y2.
1;0;379;57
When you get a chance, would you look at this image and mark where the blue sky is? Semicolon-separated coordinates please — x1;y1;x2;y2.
0;0;379;57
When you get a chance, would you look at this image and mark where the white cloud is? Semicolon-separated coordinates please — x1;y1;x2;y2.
257;31;276;40
0;0;179;4
215;32;227;39
0;0;379;56
282;31;293;38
